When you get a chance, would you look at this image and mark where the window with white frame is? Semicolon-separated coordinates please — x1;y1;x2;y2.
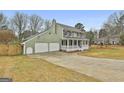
86;40;88;45
74;40;77;45
69;40;72;46
62;40;67;46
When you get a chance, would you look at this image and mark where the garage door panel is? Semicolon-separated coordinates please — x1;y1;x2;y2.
49;43;59;51
26;47;33;54
35;43;48;53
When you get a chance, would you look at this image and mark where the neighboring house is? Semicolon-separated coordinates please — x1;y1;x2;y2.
109;35;120;45
95;35;120;45
22;19;89;54
94;37;108;44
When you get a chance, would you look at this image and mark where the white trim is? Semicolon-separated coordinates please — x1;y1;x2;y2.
26;47;33;54
21;31;48;45
21;24;54;45
23;44;26;54
62;38;89;41
61;28;64;39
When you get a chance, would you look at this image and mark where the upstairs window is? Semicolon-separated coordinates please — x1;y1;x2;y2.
63;31;67;36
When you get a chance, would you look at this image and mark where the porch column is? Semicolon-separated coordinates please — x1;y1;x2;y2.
87;40;89;45
77;40;79;47
67;39;69;49
23;44;26;54
82;40;84;46
72;40;74;48
77;40;78;48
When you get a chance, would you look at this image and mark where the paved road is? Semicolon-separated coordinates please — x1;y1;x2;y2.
29;52;124;82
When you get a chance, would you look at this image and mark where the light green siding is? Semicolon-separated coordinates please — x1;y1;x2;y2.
24;23;63;54
23;20;89;54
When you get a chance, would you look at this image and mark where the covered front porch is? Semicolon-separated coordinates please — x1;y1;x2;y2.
60;39;89;52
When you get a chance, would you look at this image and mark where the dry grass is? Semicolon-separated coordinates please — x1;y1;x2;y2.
0;56;98;82
8;44;22;55
79;45;124;60
0;44;22;56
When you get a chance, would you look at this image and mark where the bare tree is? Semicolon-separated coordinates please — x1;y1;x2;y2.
86;29;95;46
44;20;52;30
0;13;7;29
10;12;28;41
107;11;124;34
100;11;124;40
29;15;44;33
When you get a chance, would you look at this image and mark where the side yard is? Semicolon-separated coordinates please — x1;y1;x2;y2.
0;56;98;82
79;45;124;60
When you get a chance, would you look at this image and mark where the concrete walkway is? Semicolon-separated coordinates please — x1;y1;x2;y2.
29;52;124;82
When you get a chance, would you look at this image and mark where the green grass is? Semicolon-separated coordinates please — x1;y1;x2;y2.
0;56;98;82
79;45;124;60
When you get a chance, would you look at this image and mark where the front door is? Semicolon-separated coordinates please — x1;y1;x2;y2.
78;40;82;48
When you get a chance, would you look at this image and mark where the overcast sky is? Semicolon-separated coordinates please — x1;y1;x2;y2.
0;10;120;31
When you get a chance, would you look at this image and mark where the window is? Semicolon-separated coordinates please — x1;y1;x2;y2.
86;40;88;45
73;32;77;37
69;40;72;46
74;40;77;45
78;40;82;47
64;31;71;37
62;40;67;46
83;40;85;45
63;30;67;36
72;32;74;37
68;31;71;37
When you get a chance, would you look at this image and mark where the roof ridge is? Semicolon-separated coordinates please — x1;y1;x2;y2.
23;30;47;42
57;23;80;30
56;23;86;33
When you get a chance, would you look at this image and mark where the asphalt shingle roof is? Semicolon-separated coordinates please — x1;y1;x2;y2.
57;23;85;33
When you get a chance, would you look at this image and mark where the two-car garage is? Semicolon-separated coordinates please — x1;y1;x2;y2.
26;43;60;54
35;43;49;53
35;43;60;53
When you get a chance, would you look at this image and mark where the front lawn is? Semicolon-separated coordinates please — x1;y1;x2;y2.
79;45;124;60
0;56;98;82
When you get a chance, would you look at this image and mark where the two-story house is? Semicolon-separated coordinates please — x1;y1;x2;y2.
22;19;89;54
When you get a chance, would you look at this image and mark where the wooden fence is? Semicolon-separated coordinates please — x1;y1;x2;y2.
0;44;22;56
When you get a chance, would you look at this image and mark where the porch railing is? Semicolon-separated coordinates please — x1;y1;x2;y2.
61;45;89;51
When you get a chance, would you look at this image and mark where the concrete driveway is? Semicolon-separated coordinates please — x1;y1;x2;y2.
29;52;124;82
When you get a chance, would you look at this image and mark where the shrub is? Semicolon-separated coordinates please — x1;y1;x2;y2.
120;34;124;45
0;44;8;55
0;44;22;56
0;29;16;44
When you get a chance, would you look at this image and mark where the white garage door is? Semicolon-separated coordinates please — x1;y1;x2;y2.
49;43;59;51
26;47;33;54
35;43;48;53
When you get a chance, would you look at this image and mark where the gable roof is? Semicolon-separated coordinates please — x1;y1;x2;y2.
22;33;39;41
22;20;86;44
22;30;48;44
57;23;85;33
